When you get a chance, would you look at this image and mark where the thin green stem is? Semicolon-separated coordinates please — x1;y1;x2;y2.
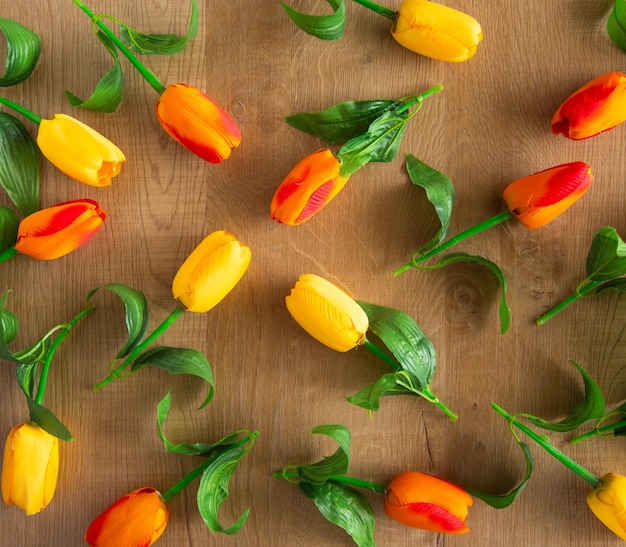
570;418;626;444
394;210;513;275
351;0;396;20
274;470;386;495
0;246;18;264
535;280;601;326
362;337;399;371
0;98;42;124
71;0;166;94
93;305;185;390
161;431;258;502
492;403;600;488
396;84;443;115
421;386;458;422
34;305;96;405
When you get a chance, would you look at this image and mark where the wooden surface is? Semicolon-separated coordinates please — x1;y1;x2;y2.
1;0;625;545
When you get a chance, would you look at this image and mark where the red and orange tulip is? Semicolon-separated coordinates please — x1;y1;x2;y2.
2;422;59;515
384;472;473;533
14;199;106;260
156;83;241;164
84;487;169;547
271;149;349;225
552;72;626;140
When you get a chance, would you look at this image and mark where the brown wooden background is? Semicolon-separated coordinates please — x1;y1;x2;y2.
1;0;625;545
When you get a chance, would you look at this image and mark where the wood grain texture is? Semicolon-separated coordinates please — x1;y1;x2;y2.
1;0;625;545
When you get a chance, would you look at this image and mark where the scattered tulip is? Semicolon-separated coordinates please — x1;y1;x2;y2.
285;273;368;351
396;161;593;274
12;199;106;261
551;72;626;140
353;0;483;62
172;230;252;313
2;422;59;515
271;149;349;226
384;472;473;533
84;487;170;547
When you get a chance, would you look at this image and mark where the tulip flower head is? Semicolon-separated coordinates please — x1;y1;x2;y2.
285;274;368;352
156;83;241;163
587;473;626;540
552;72;626;140
384;472;472;533
2;422;59;515
14;199;106;260
172;230;251;313
84;487;170;547
271;149;349;226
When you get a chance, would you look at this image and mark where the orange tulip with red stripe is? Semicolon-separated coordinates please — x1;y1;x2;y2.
384;472;473;534
156;83;241;163
84;487;169;547
552;72;626;140
14;199;106;260
271;149;349;225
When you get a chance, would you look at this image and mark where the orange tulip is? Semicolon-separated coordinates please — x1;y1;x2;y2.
155;83;241;163
384;472;473;534
503;161;592;230
552;72;626;140
14;199;106;260
271;149;349;225
84;487;170;547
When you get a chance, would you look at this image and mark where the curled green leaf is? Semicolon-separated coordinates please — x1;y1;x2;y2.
282;0;345;41
0;17;41;86
607;0;626;52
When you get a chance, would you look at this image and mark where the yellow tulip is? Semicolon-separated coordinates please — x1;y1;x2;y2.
172;231;251;313
2;422;59;515
285;274;369;352
587;473;626;540
391;0;483;62
37;113;125;186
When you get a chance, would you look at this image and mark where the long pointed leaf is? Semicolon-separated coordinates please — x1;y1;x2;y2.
281;0;345;41
26;397;73;441
0;206;18;252
0;17;41;86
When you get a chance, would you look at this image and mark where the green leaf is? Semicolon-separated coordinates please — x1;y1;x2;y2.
0;301;17;344
526;361;605;432
156;392;240;457
0;206;18;253
196;433;256;534
414;252;510;334
16;361;38;398
11;325;64;364
0;17;41;86
281;0;345;41
358;300;436;386
299;481;375;547
285;99;402;144
405;154;455;254
346;371;402;411
26;397;73;441
466;441;533;509
0;291;18;362
337;109;410;177
585;226;626;282
607;0;626;52
65;29;123;112
0;112;40;216
87;283;149;359
118;0;199;54
295;425;351;484
132;346;214;408
594;278;626;295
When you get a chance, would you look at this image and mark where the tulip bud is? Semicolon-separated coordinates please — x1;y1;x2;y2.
391;0;483;62
586;473;626;540
37;114;125;186
172;230;251;313
285;274;369;352
384;472;473;533
552;72;626;140
156;83;241;163
2;422;59;515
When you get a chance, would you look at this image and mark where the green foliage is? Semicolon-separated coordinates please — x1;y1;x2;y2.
0;207;18;253
585;226;626;282
607;0;626;52
281;0;345;41
0;17;41;86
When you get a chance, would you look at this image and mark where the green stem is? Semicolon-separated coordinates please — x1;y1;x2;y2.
421;386;458;422
0;98;42;124
34;305;96;405
93;305;185;390
492;402;600;488
351;0;397;20
0;246;19;264
71;0;166;94
397;84;443;115
274;470;386;495
362;336;400;371
535;280;601;326
394;210;513;275
161;431;258;502
570;418;626;444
